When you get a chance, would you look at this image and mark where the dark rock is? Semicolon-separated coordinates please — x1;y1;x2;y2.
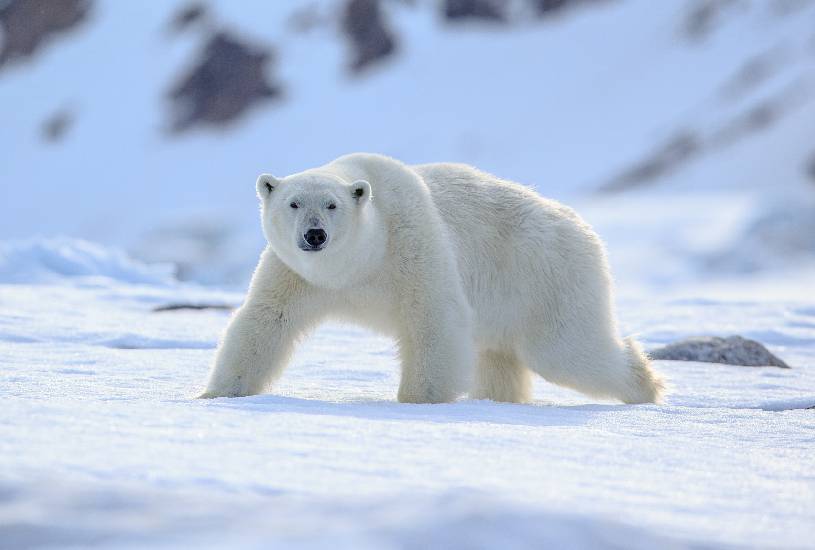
168;2;208;35
443;0;614;23
806;152;815;183
649;335;789;368
682;0;741;42
532;0;615;18
443;0;507;22
718;49;780;101
599;132;700;192
0;0;91;69
153;303;234;312
710;79;807;151
534;0;571;14
41;107;74;142
342;0;397;72
167;31;281;133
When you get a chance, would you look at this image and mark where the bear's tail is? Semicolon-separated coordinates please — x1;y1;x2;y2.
621;337;665;404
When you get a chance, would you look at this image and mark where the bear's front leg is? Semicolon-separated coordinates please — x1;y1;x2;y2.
395;280;475;404
197;303;297;398
198;251;317;398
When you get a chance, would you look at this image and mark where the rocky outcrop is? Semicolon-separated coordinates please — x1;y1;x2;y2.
599;132;700;192
443;0;613;23
534;0;612;17
443;0;507;22
649;335;789;368
0;0;91;69
167;31;281;133
168;2;208;35
681;0;742;41
342;0;397;72
41;107;74;143
153;303;233;312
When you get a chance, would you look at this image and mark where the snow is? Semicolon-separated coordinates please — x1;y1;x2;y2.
2;1;815;547
0;237;174;285
1;265;814;548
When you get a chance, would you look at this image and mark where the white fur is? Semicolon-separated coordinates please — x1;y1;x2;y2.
200;153;664;404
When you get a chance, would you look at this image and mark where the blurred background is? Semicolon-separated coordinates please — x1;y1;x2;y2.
1;0;813;296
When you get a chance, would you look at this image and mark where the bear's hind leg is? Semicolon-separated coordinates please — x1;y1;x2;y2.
518;332;664;404
471;349;532;403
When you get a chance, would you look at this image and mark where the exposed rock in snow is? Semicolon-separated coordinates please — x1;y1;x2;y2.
807;151;815;183
649;335;789;367
167;2;209;35
718;48;783;101
41;106;75;143
600;76;813;194
153;302;234;312
441;0;608;22
599;132;700;193
342;0;397;72
167;31;281;133
680;0;745;42
0;0;91;69
708;81;810;149
533;0;613;18
443;0;508;22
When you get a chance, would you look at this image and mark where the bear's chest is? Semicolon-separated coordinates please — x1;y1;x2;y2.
329;283;400;336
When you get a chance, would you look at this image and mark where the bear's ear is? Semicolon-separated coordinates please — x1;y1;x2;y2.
256;173;279;200
350;180;371;203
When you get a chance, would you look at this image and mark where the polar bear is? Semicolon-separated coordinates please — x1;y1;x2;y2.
199;153;663;404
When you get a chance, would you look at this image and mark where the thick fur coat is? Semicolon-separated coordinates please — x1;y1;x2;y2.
200;153;664;404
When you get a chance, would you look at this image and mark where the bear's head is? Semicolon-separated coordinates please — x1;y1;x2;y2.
256;170;380;288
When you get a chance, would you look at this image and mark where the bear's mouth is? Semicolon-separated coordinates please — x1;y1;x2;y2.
298;239;327;252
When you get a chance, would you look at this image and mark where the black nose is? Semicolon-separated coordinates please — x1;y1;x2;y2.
304;228;327;248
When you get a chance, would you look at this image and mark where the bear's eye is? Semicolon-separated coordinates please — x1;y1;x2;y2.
327;203;336;210
290;202;299;209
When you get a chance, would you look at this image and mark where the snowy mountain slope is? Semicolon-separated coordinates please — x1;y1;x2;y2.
0;243;814;548
1;0;814;285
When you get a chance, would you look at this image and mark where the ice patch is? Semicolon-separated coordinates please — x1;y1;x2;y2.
0;238;175;285
100;333;215;350
754;397;815;412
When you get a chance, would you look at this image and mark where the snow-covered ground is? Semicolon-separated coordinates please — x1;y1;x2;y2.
1;242;814;548
2;1;815;547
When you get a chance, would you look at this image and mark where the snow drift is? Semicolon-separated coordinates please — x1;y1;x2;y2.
0;237;174;284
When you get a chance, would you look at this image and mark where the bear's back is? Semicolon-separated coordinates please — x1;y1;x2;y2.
412;162;578;321
411;162;568;248
327;154;601;344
